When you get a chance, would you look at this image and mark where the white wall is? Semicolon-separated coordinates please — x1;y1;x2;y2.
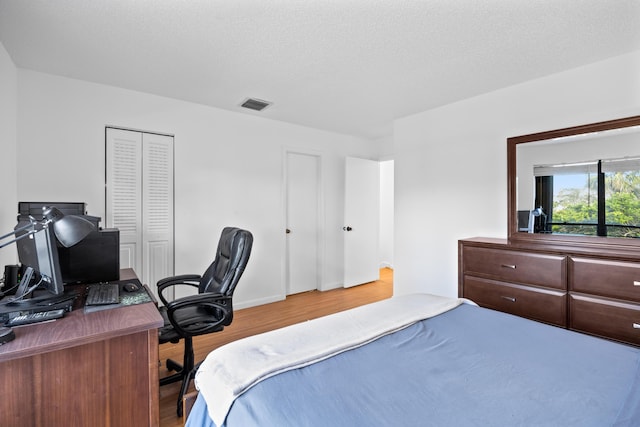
16;70;378;308
394;50;640;298
0;41;18;272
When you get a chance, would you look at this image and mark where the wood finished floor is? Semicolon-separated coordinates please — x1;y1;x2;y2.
159;268;393;427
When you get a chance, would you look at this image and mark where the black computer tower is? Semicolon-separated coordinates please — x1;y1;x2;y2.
56;228;120;284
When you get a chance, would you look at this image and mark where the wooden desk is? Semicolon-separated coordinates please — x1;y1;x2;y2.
0;269;164;426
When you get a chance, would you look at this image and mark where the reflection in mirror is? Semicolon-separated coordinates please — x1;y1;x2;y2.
509;116;640;243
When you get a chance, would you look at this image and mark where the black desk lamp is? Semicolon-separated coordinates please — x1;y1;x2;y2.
3;206;95;297
0;206;95;251
39;206;95;248
528;207;547;233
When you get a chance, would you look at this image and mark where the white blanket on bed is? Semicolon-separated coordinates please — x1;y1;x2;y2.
195;293;468;426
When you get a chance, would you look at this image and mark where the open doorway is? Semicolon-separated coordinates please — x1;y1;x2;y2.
379;160;394;271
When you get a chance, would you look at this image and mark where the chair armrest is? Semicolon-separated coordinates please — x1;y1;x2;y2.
165;293;232;337
157;274;201;288
157;274;201;306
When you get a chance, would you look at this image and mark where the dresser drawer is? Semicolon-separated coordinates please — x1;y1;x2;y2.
569;257;640;302
570;293;640;346
462;246;566;290
463;276;567;327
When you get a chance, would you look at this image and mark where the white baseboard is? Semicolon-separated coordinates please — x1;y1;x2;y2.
234;294;285;310
319;282;343;291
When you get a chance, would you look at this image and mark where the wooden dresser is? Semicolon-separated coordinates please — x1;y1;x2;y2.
459;237;640;346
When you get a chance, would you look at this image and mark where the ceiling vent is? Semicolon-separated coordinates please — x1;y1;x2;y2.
240;98;272;112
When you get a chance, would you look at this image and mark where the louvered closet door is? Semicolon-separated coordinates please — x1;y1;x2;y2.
141;132;174;299
106;128;174;303
106;129;143;274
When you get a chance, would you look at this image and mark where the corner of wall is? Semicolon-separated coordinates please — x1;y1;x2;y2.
0;41;18;268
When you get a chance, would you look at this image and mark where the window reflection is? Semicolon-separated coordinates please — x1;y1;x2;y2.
534;157;640;237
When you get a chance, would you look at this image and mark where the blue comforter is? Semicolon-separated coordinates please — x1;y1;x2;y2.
187;303;640;426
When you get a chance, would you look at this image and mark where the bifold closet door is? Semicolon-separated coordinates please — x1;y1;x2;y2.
106;127;174;302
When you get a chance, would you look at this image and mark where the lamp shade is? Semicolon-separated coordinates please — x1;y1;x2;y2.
42;207;96;247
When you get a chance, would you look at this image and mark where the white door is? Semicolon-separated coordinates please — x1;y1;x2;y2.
286;152;320;295
344;157;380;287
106;128;174;302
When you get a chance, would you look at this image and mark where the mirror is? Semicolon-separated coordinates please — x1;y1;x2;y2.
508;115;640;247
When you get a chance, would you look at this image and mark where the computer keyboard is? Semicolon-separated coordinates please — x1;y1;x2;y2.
85;284;120;305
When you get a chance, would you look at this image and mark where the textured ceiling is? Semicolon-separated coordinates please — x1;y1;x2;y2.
1;0;639;140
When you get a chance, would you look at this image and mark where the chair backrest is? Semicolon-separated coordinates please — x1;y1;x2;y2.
199;227;253;298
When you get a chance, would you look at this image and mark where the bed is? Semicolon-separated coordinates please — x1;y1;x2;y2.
186;293;640;426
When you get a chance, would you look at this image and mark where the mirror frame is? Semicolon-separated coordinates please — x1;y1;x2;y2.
507;114;640;249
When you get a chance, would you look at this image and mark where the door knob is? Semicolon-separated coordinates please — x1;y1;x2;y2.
343;226;353;231
286;229;291;234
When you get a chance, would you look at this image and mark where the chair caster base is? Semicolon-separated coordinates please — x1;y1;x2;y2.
166;358;183;373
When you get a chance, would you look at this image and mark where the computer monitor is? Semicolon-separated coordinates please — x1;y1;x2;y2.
12;202;101;301
14;222;65;297
517;210;533;233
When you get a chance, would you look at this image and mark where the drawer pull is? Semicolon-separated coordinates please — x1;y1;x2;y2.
501;296;516;303
634;281;640;287
501;264;516;269
634;323;640;329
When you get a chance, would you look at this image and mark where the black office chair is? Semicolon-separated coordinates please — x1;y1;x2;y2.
157;227;253;417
